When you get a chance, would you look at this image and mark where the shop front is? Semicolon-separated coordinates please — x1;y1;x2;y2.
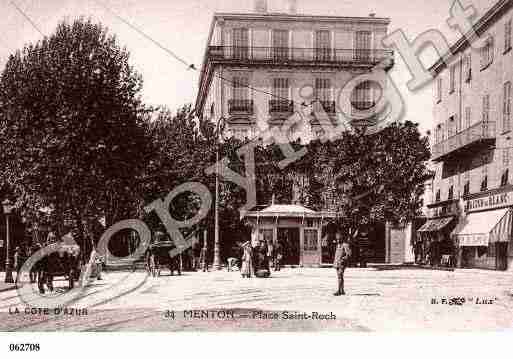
453;189;513;271
415;200;459;266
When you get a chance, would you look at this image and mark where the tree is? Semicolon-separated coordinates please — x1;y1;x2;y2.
323;121;432;236
0;18;151;255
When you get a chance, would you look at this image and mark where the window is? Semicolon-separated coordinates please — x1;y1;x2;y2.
501;169;509;187
315;78;331;101
449;65;456;93
448;185;454;200
352;80;373;111
482;94;490;123
448;116;456;137
315;30;331;61
465;106;471;129
304;229;318;251
480;175;488;192
272;78;290;101
355;31;372;61
272;29;289;60
435;189;441;202
233;28;249;59
436;78;442;103
504;81;511;133
233;77;249;100
505;19;512;53
463;181;470;196
464;54;472;82
480;36;494;69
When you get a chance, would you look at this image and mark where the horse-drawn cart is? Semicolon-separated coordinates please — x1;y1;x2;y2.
146;241;181;277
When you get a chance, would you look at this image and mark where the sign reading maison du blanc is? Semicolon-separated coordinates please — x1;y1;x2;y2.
465;192;513;212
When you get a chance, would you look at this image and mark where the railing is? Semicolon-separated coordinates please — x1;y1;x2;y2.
228;99;254;114
432;121;496;160
351;101;376;111
269;100;294;114
313;100;336;114
208;46;394;66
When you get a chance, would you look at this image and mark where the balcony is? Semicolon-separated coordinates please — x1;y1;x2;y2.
351;101;376;111
269;100;294;114
207;46;394;68
313;100;336;114
432;121;496;162
228;99;253;115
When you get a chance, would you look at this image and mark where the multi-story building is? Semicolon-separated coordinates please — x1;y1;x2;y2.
425;0;513;270
195;0;394;142
195;1;402;267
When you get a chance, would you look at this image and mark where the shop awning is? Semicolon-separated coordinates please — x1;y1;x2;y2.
417;217;454;233
453;208;511;247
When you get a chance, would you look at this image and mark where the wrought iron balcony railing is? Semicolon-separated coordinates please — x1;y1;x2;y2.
208;46;394;66
228;99;254;114
432;121;496;161
269;100;294;114
313;100;336;114
351;101;376;111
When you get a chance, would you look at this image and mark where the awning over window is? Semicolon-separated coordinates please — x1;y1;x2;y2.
453;208;511;247
417;217;454;233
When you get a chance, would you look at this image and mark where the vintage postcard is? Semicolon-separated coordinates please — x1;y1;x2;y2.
0;0;513;343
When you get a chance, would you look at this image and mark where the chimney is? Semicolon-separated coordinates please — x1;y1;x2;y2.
289;0;297;14
254;0;268;13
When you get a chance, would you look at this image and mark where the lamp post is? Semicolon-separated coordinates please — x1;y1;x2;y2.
212;117;226;270
3;199;15;284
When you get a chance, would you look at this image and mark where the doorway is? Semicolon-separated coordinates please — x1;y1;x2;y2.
496;242;508;270
277;228;300;266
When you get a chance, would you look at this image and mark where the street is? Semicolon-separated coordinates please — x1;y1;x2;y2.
1;267;513;331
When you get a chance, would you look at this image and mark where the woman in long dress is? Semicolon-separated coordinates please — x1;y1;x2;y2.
241;242;253;278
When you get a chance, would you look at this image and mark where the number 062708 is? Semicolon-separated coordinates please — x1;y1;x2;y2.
9;343;40;352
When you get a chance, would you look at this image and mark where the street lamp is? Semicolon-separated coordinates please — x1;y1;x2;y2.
2;199;15;284
213;116;227;270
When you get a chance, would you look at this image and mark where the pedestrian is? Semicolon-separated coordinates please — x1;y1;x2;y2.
267;240;274;270
13;246;26;285
240;241;254;278
274;240;283;271
199;245;208;272
333;232;351;296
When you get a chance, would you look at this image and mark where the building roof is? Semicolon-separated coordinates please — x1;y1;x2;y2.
429;0;513;76
243;203;339;219
212;12;390;24
261;204;316;214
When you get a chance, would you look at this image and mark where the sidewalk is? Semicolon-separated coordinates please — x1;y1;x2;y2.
0;272;17;293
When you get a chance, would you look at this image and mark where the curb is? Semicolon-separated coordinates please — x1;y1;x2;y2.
0;285;16;293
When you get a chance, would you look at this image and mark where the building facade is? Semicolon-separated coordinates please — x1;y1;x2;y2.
195;1;394;141
427;0;513;270
195;1;405;266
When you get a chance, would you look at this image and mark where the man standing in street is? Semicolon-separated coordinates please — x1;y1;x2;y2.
333;232;351;296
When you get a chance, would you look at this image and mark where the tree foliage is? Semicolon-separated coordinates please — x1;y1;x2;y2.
0;19;151;252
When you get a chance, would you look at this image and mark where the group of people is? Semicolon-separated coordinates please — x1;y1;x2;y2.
236;232;352;296
238;239;283;278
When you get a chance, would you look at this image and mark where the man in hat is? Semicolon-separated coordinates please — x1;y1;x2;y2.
333;233;351;296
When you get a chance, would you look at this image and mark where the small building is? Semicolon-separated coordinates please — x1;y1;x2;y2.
244;204;337;267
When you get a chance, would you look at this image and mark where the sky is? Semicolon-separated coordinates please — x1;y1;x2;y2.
0;0;496;135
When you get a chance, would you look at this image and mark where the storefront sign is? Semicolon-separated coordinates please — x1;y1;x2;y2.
465;192;512;212
457;234;489;247
430;202;458;218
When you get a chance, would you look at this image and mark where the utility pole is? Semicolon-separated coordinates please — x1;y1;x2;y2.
212;117;225;270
